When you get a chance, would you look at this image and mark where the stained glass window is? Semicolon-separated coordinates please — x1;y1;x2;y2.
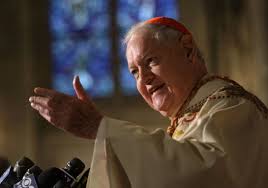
50;0;113;97
50;0;179;97
117;0;179;95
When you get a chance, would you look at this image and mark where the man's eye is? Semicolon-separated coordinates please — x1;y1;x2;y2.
146;57;153;63
130;69;138;78
147;57;157;66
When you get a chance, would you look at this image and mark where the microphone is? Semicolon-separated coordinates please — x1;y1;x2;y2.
38;167;65;188
13;157;34;181
0;161;18;188
73;168;90;188
0;157;35;188
13;173;39;188
0;166;17;187
53;158;85;188
13;165;43;188
24;165;43;180
0;157;10;176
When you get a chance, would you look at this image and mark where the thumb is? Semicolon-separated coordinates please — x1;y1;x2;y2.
73;75;91;102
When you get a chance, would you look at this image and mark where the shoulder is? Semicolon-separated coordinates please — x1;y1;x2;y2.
184;80;268;119
171;79;268;141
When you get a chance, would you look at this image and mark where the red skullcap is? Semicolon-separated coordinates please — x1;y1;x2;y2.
145;16;191;35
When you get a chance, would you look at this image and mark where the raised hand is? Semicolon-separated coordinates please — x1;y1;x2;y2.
29;76;103;139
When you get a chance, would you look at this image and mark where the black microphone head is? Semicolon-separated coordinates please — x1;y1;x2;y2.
25;165;43;178
0;157;10;176
64;158;85;178
38;167;64;188
13;156;34;180
0;166;18;186
53;180;71;188
76;168;90;188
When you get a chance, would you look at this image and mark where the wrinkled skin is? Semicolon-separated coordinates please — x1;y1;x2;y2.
126;31;206;117
29;76;102;139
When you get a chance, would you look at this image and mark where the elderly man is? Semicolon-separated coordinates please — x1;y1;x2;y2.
29;17;268;188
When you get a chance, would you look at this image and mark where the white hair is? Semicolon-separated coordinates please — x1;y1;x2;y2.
123;21;182;47
123;21;205;63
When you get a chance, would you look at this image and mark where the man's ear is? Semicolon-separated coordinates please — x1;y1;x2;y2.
180;34;196;61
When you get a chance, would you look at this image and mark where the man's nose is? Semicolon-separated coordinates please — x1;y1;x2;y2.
139;68;154;85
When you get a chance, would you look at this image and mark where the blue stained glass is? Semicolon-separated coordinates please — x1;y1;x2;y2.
117;0;179;95
50;0;113;97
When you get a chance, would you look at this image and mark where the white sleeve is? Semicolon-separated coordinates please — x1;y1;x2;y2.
87;97;267;188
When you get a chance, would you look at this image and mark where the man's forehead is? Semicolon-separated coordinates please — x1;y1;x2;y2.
126;40;156;67
126;32;159;57
128;32;154;46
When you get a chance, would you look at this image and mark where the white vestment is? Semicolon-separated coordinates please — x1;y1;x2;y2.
87;77;268;188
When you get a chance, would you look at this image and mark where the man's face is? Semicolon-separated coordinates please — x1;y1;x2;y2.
126;31;195;117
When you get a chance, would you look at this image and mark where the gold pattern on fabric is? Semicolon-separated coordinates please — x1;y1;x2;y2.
168;75;268;137
172;112;197;140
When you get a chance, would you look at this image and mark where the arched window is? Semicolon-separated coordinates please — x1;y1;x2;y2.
50;0;179;97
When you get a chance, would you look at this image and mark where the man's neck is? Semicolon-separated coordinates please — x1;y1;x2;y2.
168;72;208;119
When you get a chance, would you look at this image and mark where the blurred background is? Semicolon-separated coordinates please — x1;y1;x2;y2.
0;0;268;170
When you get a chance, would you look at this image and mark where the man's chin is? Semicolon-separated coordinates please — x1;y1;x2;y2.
152;100;173;117
159;110;169;117
153;105;170;117
155;105;178;118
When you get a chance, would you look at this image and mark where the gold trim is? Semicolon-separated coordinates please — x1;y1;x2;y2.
167;76;268;137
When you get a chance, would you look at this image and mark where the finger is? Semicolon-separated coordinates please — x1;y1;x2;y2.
29;95;61;109
39;111;53;124
73;76;91;102
29;96;50;107
34;87;62;98
30;102;51;115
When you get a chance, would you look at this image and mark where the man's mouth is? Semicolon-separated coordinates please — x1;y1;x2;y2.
149;84;165;95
